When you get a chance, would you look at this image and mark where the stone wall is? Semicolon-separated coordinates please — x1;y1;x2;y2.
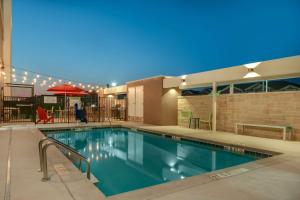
178;92;300;140
178;95;212;128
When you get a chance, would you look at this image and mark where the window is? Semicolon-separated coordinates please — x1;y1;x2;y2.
234;81;266;93
268;77;300;92
182;86;212;96
217;85;230;94
117;94;127;99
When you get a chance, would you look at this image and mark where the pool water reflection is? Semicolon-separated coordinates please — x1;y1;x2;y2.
47;128;258;196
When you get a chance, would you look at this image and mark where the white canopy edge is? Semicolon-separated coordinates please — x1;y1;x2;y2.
163;55;300;89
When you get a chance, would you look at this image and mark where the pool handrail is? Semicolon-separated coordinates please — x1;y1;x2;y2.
38;137;91;181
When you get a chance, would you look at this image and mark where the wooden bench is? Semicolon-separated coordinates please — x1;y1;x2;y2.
235;123;292;140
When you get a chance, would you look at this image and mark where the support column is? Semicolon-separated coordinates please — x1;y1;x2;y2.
229;83;234;94
212;81;217;132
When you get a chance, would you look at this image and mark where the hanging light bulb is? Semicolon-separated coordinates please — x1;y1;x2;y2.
24;71;28;75
36;74;40;78
12;68;15;72
87;84;91;88
68;81;72;84
48;77;52;80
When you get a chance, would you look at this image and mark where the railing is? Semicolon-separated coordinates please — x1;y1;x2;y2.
38;137;91;181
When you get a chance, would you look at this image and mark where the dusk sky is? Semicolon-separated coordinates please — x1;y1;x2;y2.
12;0;300;85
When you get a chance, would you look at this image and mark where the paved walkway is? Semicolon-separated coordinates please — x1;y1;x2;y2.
0;122;300;200
0;125;104;200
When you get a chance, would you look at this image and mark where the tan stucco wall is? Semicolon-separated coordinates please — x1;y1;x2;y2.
161;88;179;125
178;92;300;140
0;0;12;95
127;77;178;125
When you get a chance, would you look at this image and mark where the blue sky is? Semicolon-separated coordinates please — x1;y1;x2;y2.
12;0;300;85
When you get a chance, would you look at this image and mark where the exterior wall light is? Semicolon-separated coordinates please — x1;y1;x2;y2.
181;75;187;86
243;62;261;78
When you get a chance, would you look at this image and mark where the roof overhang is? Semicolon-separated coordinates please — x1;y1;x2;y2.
103;85;127;95
163;55;300;89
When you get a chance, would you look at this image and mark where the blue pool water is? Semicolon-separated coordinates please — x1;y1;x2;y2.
46;128;260;196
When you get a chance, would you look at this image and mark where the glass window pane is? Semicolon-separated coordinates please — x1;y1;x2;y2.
234;81;266;93
182;86;212;96
268;77;300;92
217;85;230;94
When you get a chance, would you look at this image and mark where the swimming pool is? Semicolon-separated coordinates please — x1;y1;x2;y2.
45;127;265;196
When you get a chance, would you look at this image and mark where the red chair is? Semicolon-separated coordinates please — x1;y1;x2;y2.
36;106;54;124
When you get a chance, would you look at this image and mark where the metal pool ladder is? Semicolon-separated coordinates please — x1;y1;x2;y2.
38;137;91;181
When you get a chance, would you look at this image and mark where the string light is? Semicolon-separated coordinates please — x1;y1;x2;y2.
1;65;104;93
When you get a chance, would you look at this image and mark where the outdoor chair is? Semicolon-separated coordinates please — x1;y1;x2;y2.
180;111;199;129
199;113;212;130
36;106;54;124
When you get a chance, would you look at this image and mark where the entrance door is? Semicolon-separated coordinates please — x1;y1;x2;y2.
128;87;136;118
127;86;143;122
135;86;143;118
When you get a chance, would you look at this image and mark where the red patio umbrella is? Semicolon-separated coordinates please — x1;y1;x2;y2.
51;91;88;96
47;83;86;94
47;84;88;118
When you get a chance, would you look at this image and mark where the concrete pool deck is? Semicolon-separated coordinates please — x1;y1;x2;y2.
0;122;300;200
